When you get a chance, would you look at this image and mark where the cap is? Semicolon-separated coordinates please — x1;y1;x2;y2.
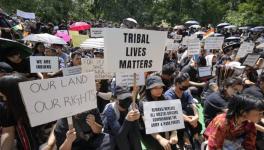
146;76;165;90
115;86;132;100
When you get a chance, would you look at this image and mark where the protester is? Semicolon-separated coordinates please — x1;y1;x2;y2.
165;73;202;149
204;94;264;150
32;42;45;56
139;75;178;150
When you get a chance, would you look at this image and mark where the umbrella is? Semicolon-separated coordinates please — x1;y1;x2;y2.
213;33;223;37
224;25;237;29
250;27;264;32
257;43;264;49
185;20;199;25
80;38;104;49
225;37;240;41
0;38;32;58
23;33;67;45
173;25;184;30
217;23;230;28
55;31;71;43
194;31;205;35
69;22;91;31
189;25;201;29
124;18;138;24
239;26;250;30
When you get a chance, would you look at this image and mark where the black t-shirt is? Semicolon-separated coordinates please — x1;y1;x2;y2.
181;65;198;82
243;85;264;99
203;92;228;126
0;101;15;127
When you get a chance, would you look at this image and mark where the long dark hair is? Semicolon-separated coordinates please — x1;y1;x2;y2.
226;94;264;121
219;77;242;97
145;89;166;101
0;73;29;124
32;42;44;56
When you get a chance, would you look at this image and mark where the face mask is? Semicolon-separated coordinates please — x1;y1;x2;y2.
119;97;132;109
179;86;189;91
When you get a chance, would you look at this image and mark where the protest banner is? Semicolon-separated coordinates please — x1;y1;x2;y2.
187;38;201;56
115;72;145;87
143;100;185;134
62;66;82;76
19;72;97;127
17;10;35;19
198;66;212;77
30;56;59;73
104;28;167;73
69;31;88;47
243;54;260;67
82;58;113;79
90;28;104;38
204;37;224;50
236;42;255;58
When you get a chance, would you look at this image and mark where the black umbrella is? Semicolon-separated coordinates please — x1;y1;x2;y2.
0;38;32;59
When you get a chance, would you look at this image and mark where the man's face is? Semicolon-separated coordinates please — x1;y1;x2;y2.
44;48;54;56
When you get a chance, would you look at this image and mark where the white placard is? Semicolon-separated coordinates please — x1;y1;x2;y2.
143;100;185;134
115;72;145;87
166;39;179;50
90;28;104;38
17;10;35;19
30;56;59;73
243;54;260;67
19;72;97;127
236;42;255;58
104;28;167;73
204;37;224;50
174;34;182;41
62;66;82;76
82;58;113;79
187;38;201;56
198;67;212;77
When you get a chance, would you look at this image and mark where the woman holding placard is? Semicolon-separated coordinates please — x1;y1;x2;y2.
139;75;178;150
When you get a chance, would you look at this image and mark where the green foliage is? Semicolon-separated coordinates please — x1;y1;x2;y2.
0;0;263;26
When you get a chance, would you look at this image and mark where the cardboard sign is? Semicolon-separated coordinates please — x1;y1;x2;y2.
204;37;224;50
17;10;35;19
69;31;88;47
198;67;212;77
243;54;260;67
143;100;185;134
82;58;113;79
19;72;97;127
115;72;145;87
187;38;201;56
62;66;82;76
90;28;104;38
236;42;255;58
30;56;59;73
104;28;167;73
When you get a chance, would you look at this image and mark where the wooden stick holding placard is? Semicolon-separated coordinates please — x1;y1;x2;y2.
132;73;137;110
67;116;73;129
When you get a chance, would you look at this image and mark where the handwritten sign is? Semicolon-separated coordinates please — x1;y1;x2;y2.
243;54;260;67
62;66;82;76
19;72;97;127
17;10;35;19
187;38;201;56
198;67;212;77
82;58;113;79
116;72;145;87
143;100;185;134
204;37;224;50
104;28;167;73
90;28;104;38
30;56;59;73
236;42;255;58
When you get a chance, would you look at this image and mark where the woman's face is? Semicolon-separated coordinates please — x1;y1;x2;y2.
150;86;163;98
37;44;45;53
244;110;263;123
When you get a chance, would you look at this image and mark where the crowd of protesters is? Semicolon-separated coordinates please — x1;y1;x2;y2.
1;8;264;150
